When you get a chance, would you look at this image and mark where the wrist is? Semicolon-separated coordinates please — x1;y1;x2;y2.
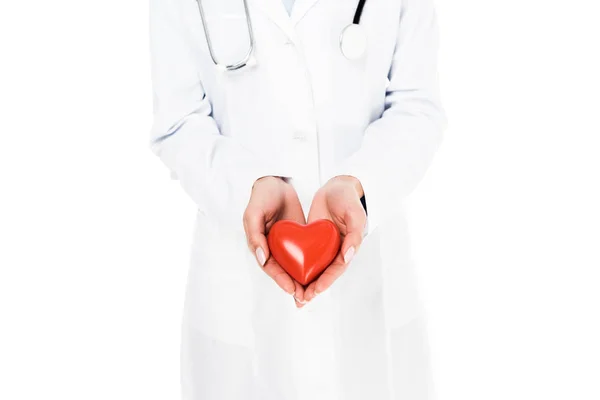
254;175;286;187
252;176;289;196
330;175;364;198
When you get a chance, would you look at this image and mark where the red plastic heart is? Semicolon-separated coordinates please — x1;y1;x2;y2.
267;219;341;286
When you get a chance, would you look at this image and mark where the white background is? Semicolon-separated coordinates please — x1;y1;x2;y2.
1;0;599;399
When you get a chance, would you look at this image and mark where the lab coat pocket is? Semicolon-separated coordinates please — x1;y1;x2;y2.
184;214;254;346
379;214;424;330
334;214;423;331
182;0;252;67
200;5;251;69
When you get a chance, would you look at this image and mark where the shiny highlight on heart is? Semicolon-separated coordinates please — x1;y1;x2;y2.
267;219;341;286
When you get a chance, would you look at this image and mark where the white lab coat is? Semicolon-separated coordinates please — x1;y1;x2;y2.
149;0;446;399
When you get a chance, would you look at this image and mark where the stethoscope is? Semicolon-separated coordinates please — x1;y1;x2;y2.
196;0;368;71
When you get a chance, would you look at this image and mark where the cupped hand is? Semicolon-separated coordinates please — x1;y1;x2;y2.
243;176;307;308
304;176;367;302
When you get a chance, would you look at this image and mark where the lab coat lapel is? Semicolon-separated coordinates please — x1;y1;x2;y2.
252;0;298;43
290;0;322;24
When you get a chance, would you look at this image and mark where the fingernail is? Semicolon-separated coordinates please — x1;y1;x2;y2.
343;246;356;264
255;247;266;266
294;296;307;305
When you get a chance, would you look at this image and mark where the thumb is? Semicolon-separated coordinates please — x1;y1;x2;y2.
243;207;270;266
252;235;269;267
340;205;367;264
341;231;362;265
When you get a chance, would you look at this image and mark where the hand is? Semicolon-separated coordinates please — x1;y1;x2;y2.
243;176;307;308
304;176;367;302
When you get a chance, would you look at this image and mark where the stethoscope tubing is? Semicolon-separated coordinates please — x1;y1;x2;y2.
197;0;367;70
196;0;255;71
353;0;367;24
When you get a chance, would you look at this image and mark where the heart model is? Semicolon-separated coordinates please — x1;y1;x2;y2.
267;219;341;286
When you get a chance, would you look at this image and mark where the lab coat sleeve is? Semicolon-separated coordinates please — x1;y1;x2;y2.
327;0;447;235
149;0;284;230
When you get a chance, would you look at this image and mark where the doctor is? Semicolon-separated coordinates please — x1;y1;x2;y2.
149;0;446;398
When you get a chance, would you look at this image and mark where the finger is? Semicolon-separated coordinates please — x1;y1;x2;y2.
262;257;296;295
304;253;348;301
340;232;361;264
243;206;270;266
306;196;328;223
294;296;306;308
303;281;318;302
340;204;367;258
293;280;306;308
280;194;306;225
